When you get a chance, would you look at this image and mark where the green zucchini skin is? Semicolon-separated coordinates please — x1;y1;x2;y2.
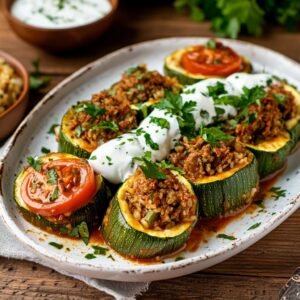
59;128;91;159
193;156;258;217
102;195;194;259
247;142;291;179
14;174;111;236
288;122;300;152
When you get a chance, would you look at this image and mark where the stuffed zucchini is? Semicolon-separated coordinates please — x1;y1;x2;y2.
164;40;252;85
14;153;110;241
109;65;182;119
59;90;138;158
168;132;259;217
102;168;198;259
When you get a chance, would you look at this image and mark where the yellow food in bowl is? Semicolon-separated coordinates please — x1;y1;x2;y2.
0;58;23;115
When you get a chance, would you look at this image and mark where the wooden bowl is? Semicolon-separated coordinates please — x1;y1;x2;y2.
0;51;29;141
2;0;118;52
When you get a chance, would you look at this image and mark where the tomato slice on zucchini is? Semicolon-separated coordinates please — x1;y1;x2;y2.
181;44;242;76
20;153;97;217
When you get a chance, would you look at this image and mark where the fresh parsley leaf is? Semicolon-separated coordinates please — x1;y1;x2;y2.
107;254;115;261
75;125;84;138
70;222;90;245
134;152;166;180
213;95;240;106
50;186;59;201
217;233;236;240
124;65;145;75
200;110;209;120
150;117;170;129
76;102;106;118
48;124;59;135
91;121;119;132
158;160;185;175
144;133;159;150
206;39;216;49
90;155;97;160
200;126;234;147
272;93;286;104
175;256;185;261
85;253;96;260
92;245;108;256
270;186;286;200
47;169;58;184
247;222;261;230
183;88;196;94
207;82;226;98
27;156;42;171
49;242;63;249
41;147;51;154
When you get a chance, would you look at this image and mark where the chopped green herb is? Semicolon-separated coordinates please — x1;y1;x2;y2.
75;102;106;118
270;186;286;200
90;155;97;160
158;160;185;174
107;254;115;261
183;88;196;94
248;222;261;230
70;222;90;245
227;119;238;129
217;233;236;240
175;256;185;261
256;201;265;210
124;65;145;75
48;124;59;135
206;39;216;49
144;133;159;150
143;211;159;227
136;84;145;91
272;93;286;104
150;117;170;129
200;126;234;147
200;110;209;120
50;186;59;201
91;121;119;132
92;245;108;256
75;125;83;138
27;156;42;171
207;82;226;98
49;242;63;249
59;227;68;235
85;253;96;260
47;169;58;184
41;147;51;154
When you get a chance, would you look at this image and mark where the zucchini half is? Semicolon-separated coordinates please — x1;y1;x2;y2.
164;46;252;85
59;105;93;159
284;84;300;151
192;152;258;217
245;133;291;179
14;153;111;236
102;171;198;259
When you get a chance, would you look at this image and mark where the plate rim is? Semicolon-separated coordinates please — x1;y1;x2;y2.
1;37;300;278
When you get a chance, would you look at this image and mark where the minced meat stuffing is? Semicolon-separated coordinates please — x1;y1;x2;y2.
109;64;181;105
168;136;251;182
124;168;196;230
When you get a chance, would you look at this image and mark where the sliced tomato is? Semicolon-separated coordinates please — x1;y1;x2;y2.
181;42;243;76
21;157;97;217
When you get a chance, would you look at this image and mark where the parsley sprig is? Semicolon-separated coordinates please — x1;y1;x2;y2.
200;126;234;147
75;102;106;118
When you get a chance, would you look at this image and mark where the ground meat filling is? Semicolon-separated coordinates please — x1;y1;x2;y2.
69;90;138;150
168;136;251;182
124;168;196;231
225;84;297;144
109;64;181;105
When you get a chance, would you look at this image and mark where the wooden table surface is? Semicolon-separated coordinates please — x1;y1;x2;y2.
1;1;300;299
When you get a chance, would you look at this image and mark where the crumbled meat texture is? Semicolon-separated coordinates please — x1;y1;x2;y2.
267;84;297;120
125;168;196;230
168;136;251;182
68;90;138;150
110;64;181;104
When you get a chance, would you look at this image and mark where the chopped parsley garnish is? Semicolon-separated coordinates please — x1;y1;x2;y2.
70;221;90;245
150;117;170;129
227;119;238;129
124;65;145;75
206;39;216;49
29;58;50;91
135;128;159;150
217;233;236;240
247;222;261;230
272;93;286;104
85;253;96;260
90;121;119;132
59;227;68;235
200;126;234;147
200;110;209;120
57;0;66;9
134;152;166;180
75;102;106;118
207;82;226;98
213;95;240;106
136;84;145;91
183;88;196;94
256;201;266;210
50;186;59;201
107;254;115;261
27;156;42;171
47;169;58;184
89;155;97;160
156;91;196;137
48;123;59;135
175;256;185;261
270;186;286;200
49;242;63;249
41;147;51;154
158;160;185;175
92;246;108;256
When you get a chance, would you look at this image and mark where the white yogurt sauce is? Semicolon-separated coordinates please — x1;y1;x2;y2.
11;0;112;29
89;73;275;184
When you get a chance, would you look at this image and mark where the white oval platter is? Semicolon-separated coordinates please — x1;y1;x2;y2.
0;37;300;282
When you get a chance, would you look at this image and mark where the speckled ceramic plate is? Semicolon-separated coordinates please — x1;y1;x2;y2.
0;38;300;282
